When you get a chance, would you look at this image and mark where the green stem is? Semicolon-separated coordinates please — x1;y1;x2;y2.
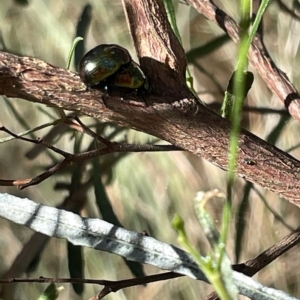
172;215;236;300
221;0;270;262
66;36;83;69
163;0;202;102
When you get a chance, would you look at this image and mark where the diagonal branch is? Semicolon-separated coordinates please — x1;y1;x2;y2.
186;0;300;122
1;1;300;205
206;227;300;300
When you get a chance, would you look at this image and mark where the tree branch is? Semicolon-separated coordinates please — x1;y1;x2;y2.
187;0;300;122
1;1;300;206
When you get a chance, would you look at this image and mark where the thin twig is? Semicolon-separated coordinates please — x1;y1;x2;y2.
2;227;300;300
0;126;182;189
187;0;300;122
205;227;300;300
276;0;300;19
70;115;112;145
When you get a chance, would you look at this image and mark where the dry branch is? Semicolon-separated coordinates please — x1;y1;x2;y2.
1;1;300;206
187;0;300;122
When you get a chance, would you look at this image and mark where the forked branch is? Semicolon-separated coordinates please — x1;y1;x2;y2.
0;1;300;205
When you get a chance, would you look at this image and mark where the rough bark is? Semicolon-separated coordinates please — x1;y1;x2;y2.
0;0;300;206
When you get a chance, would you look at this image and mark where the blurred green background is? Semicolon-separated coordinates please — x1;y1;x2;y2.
1;0;300;299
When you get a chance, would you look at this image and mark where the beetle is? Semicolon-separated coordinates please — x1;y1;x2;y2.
78;44;131;87
112;60;150;91
79;44;150;93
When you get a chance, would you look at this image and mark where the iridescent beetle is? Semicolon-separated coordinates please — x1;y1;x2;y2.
78;44;131;87
113;61;150;91
79;44;150;92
